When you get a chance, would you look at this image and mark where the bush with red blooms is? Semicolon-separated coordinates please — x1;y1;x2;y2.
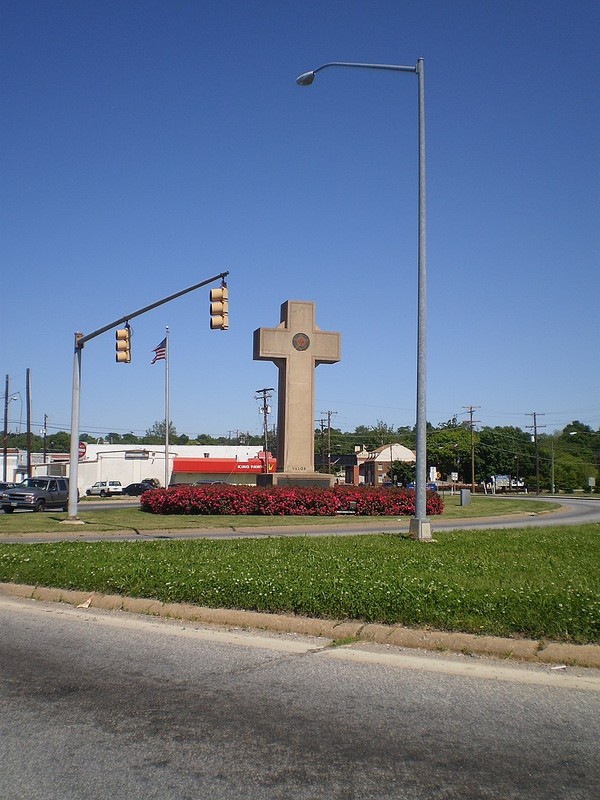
140;484;444;517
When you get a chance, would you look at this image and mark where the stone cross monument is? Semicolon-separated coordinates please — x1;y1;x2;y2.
253;300;341;487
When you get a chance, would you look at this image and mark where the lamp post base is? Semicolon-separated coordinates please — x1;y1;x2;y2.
409;518;433;541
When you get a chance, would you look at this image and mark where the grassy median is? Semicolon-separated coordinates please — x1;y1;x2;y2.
0;523;598;644
0;494;560;535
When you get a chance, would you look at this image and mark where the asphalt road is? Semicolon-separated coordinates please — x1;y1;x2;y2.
2;495;598;544
1;596;598;800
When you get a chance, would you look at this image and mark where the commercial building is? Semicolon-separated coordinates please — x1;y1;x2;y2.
3;444;275;495
4;441;415;494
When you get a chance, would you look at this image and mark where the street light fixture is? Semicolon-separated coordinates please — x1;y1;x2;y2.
296;58;431;540
9;393;23;433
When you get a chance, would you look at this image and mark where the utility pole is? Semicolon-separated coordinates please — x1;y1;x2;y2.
25;368;32;479
320;410;337;474
526;412;546;495
43;414;48;464
2;374;8;481
316;417;326;471
463;406;480;491
255;388;274;473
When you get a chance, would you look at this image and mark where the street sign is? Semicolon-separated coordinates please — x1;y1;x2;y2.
78;441;87;460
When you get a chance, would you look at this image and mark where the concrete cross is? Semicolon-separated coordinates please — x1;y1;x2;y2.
253;301;341;474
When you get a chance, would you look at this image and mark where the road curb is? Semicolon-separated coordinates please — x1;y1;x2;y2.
2;581;599;668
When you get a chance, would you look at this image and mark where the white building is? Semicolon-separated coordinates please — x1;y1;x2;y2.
19;444;276;494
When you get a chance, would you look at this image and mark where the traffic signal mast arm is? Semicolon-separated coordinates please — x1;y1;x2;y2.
67;269;229;520
74;271;230;351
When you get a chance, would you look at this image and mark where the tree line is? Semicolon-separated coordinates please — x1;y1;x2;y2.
4;418;598;492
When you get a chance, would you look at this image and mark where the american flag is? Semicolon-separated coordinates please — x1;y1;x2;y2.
151;337;167;364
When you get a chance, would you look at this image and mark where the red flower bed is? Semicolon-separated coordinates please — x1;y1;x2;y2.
140;484;444;517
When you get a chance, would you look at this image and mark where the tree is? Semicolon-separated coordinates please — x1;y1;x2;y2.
350;421;399;452
144;420;177;444
476;427;534;483
427;426;471;481
195;433;219;445
539;423;600;492
5;432;43;451
388;460;415;486
46;431;70;452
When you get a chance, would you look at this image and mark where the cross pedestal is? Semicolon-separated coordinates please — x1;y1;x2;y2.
253;301;341;488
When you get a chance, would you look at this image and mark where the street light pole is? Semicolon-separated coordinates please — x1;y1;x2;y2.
296;58;431;539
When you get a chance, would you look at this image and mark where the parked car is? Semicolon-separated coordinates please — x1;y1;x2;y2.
86;480;124;497
0;482;15;492
122;481;155;496
1;477;71;513
406;482;438;492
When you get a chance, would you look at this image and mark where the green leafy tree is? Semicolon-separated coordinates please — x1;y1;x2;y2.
552;454;592;492
143;420;177;444
5;432;43;451
350;420;399;452
427;426;471;481
195;433;218;444
388;460;415;486
46;431;71;452
476;427;534;483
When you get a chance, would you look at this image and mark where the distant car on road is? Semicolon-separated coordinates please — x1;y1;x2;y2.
406;482;438;492
122;482;155;496
86;480;124;498
0;482;15;492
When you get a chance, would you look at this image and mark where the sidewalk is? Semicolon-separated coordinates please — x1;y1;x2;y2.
2;580;599;669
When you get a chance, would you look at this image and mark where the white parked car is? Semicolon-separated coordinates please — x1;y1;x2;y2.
86;480;124;498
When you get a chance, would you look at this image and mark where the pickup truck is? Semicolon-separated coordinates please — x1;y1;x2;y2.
1;476;71;513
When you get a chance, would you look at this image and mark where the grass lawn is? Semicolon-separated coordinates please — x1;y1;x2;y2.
0;523;597;644
0;495;560;535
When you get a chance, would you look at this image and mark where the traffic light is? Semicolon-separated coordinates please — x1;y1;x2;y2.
210;285;228;330
115;325;131;363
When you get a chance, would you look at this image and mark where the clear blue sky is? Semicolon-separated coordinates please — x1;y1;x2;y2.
2;0;598;441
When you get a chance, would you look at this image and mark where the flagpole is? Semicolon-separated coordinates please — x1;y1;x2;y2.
164;326;169;489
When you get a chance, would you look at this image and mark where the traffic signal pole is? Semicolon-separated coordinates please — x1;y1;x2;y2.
64;271;229;522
